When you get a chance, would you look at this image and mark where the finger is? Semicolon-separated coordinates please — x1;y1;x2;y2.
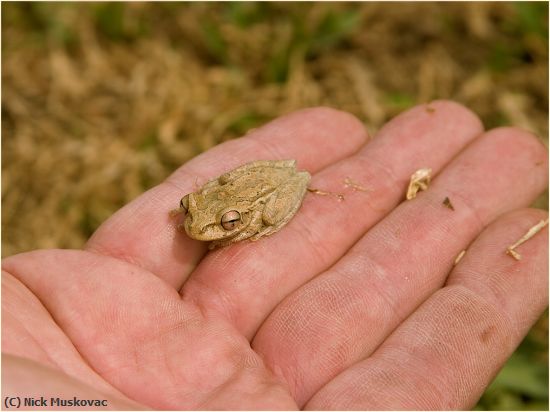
306;209;548;410
253;127;548;406
181;100;483;337
85;107;368;288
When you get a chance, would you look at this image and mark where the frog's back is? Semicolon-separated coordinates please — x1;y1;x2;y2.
218;160;297;184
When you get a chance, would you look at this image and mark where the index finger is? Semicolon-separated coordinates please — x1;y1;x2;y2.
85;108;368;287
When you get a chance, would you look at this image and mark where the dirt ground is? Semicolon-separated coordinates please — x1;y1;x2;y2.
2;3;548;409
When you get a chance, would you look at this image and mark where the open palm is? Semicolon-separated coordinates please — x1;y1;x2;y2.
3;102;548;410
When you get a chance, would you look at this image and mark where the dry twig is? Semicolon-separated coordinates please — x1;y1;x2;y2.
454;250;466;265
343;177;370;192
308;188;345;201
505;219;548;261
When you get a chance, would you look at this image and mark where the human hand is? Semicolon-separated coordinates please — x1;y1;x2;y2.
3;101;548;410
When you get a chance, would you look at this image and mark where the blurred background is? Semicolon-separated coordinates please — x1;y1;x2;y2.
2;2;548;409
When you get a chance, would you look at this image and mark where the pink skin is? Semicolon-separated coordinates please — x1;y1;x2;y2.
3;102;548;410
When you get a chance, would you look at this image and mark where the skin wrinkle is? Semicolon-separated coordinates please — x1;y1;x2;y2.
406;199;470;279
431;186;487;235
419;293;475;358
429;288;512;406
133;315;200;357
268;296;308;344
348;212;443;307
354;143;404;192
3;309;58;368
3;355;139;410
444;275;521;348
346;150;408;215
86;241;150;278
268;347;303;400
305;160;388;233
318;327;364;377
3;271;69;363
182;270;240;330
185;242;298;337
385;353;452;409
137;321;250;407
308;271;524;410
197;360;297;411
385;328;455;387
310;353;450;410
343;250;410;327
452;286;505;354
258;293;323;397
283;210;337;269
275;274;378;400
461;290;505;350
3;270;126;398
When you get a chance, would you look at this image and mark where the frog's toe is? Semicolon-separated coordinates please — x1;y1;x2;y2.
250;225;280;241
169;207;185;217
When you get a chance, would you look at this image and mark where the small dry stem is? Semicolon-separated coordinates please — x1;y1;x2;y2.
308;188;345;201
343;177;370;192
454;250;466;265
505;219;548;261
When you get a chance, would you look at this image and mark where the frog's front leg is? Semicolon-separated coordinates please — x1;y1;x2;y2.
251;173;309;240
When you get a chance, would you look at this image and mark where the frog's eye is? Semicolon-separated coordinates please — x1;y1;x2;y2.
221;210;241;230
179;195;189;213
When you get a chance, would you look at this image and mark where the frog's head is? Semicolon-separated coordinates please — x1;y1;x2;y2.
179;193;253;242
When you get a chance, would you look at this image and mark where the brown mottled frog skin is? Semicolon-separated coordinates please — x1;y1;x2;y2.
174;160;310;249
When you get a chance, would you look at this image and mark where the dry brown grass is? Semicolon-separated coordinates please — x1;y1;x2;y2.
3;3;547;256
